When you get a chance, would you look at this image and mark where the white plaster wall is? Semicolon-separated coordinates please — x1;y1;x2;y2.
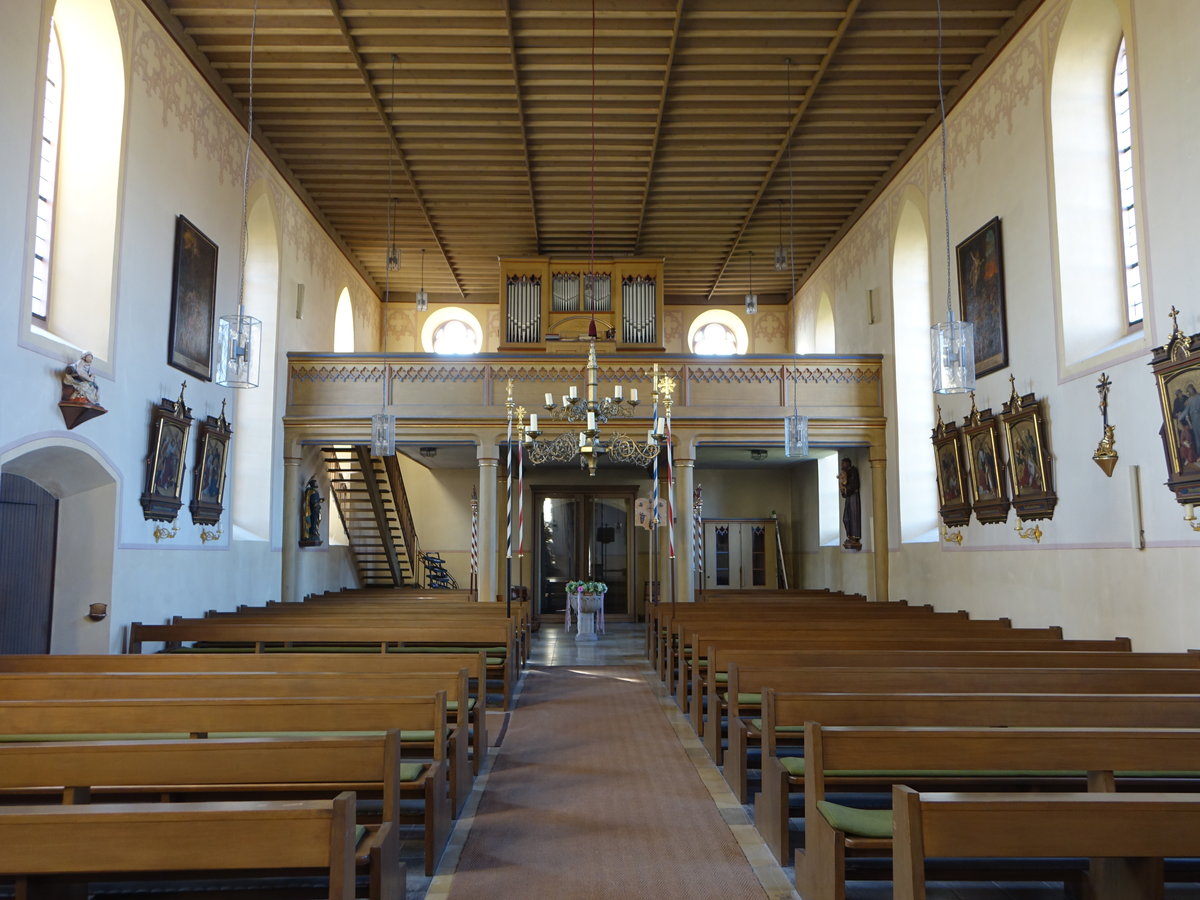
0;0;376;651
790;0;1200;649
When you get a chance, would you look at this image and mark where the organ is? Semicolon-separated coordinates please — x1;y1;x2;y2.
499;257;665;351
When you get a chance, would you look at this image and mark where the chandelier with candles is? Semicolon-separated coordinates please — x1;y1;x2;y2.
506;342;674;477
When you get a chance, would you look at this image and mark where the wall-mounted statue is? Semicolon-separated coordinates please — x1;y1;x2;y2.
58;351;107;429
300;476;323;547
839;457;862;551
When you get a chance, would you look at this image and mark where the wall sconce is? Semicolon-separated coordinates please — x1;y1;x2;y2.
1092;372;1118;477
749;448;768;461
419;446;437;458
87;603;108;621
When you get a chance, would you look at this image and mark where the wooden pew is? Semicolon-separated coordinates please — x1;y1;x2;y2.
754;690;1200;875
697;647;1200;761
0;651;490;775
0;670;475;818
796;725;1200;900
0;734;408;900
892;787;1200;900
0;792;364;899
127;620;519;709
722;663;1200;801
0;694;452;876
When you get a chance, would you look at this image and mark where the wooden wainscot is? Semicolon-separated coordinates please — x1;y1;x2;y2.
1000;375;1057;521
960;392;1010;525
932;406;972;528
1149;306;1200;506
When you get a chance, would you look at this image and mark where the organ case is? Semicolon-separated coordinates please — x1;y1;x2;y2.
498;257;665;351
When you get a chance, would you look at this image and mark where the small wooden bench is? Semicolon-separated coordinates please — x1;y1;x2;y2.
0;693;452;876
793;724;1200;900
893;787;1200;900
0;792;367;899
0;734;409;900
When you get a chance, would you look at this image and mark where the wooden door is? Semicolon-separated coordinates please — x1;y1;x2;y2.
702;519;777;589
0;473;57;653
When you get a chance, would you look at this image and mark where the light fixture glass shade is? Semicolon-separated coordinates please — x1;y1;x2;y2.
215;312;262;388
415;289;429;312
774;246;788;271
371;412;396;456
744;292;758;315
784;412;809;458
930;320;977;394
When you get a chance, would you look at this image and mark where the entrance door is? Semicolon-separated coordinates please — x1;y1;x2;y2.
0;473;58;653
535;488;635;619
702;518;777;589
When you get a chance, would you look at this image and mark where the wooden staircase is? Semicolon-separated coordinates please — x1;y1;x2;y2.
322;446;422;587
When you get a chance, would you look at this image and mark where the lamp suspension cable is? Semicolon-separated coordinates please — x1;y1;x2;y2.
745;250;757;315
930;0;976;394
587;0;598;338
371;52;399;456
215;0;262;388
783;56;808;457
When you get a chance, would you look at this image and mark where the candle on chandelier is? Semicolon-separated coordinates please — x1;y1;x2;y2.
562;395;569;407
586;411;596;432
630;388;639;403
544;392;553;406
569;386;578;399
614;385;623;400
529;413;538;431
656;417;666;435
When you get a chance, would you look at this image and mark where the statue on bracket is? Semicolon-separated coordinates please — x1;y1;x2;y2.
58;351;107;430
300;476;323;547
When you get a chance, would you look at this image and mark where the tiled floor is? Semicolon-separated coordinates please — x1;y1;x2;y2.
413;624;1200;900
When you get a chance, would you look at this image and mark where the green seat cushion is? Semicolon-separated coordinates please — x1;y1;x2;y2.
398;763;426;783
445;698;477;713
781;757;805;777
715;672;728;684
736;692;762;705
817;801;893;838
0;733;191;742
355;824;368;846
749;718;804;733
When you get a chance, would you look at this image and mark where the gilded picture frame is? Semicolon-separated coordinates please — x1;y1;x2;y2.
168;215;218;381
932;408;972;528
139;386;193;523
956;217;1008;377
1000;378;1058;521
960;395;1010;525
189;401;232;526
1149;313;1200;506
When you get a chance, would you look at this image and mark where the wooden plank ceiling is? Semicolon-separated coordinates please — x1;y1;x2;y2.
149;0;1042;306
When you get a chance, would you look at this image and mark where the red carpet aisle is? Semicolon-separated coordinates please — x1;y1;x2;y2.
446;666;768;900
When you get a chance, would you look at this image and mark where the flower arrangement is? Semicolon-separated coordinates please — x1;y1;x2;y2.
566;580;607;595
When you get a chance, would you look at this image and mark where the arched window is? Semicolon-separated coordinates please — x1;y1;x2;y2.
333;287;354;352
31;20;63;321
687;310;749;355
1049;0;1138;373
421;307;482;354
26;0;125;362
1113;38;1142;326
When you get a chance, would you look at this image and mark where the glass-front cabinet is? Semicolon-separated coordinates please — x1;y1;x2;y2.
702;518;777;589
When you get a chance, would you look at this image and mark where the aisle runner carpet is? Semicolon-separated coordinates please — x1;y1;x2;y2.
447;666;767;900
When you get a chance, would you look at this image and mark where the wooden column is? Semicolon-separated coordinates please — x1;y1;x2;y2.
672;455;695;603
477;447;499;604
868;452;889;602
281;445;301;603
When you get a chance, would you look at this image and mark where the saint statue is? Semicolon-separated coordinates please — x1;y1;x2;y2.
839;457;862;551
300;476;323;546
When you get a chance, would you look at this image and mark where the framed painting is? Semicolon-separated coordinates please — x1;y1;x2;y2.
189;400;232;526
956;217;1008;377
932;408;972;528
140;385;193;523
1150;310;1200;506
960;394;1011;525
1000;377;1058;521
168;215;218;381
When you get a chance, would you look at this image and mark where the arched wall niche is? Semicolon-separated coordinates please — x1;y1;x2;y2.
0;435;118;653
230;182;279;542
890;186;938;543
815;292;835;353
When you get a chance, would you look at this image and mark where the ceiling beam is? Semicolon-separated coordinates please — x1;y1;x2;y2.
325;0;466;298
705;0;863;301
